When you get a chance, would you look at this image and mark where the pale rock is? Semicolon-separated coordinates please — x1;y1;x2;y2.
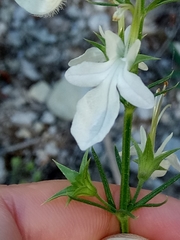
48;126;57;135
45;141;59;156
33;122;44;133
11;111;37;126
41;111;55;124
66;5;82;18
0;22;7;36
35;149;49;164
21;59;41;81
88;12;111;31
47;78;87;121
28;81;51;103
7;30;22;47
135;108;152;121
30;28;57;44
15;128;31;139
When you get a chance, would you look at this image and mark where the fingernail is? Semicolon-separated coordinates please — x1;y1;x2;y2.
102;233;148;240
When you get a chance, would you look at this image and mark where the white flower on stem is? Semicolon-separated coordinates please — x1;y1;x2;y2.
113;6;126;21
112;4;133;22
14;0;65;17
65;27;154;150
131;126;180;178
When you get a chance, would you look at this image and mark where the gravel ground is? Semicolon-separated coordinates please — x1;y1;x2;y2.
1;0;180;199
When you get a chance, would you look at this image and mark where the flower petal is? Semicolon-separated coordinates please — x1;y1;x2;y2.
139;126;147;151
155;133;173;156
126;39;141;70
138;62;148;71
71;77;120;150
68;47;106;67
105;30;124;60
99;26;105;38
124;25;131;46
65;60;115;87
151;160;170;179
112;7;126;21
117;68;154;109
14;0;65;17
167;154;180;172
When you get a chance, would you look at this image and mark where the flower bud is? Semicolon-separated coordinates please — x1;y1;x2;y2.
14;0;66;17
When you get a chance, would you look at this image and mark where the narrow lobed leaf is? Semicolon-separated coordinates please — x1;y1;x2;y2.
86;0;118;7
114;146;122;175
148;71;174;89
52;160;78;183
132;173;180;210
92;148;116;209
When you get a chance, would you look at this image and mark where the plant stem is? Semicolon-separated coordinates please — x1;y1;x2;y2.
119;103;135;233
130;179;144;206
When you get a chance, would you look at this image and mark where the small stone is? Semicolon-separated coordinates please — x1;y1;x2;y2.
33;122;44;133
135;108;152;121
45;141;59;156
47;78;87;121
35;149;49;165
21;60;41;81
11;111;37;126
28;81;51;103
15;128;31;139
41;111;55;124
88;12;111;31
0;22;7;36
48;126;57;135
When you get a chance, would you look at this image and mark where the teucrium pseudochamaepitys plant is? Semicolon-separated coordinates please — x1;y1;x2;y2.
15;0;180;236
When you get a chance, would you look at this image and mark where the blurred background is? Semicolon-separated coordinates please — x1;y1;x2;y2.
1;0;180;198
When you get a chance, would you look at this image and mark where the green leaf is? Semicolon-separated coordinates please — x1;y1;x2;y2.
114;146;122;175
45;185;75;203
134;54;159;66
148;71;174;89
142;135;154;162
141;198;167;208
136;135;155;182
93;31;105;45
79;150;89;173
70;196;112;212
131;137;143;160
154;148;180;169
116;209;136;219
155;82;180;96
146;0;180;13
132;173;180;210
86;0;118;6
53;160;78;183
92;148;116;209
85;39;107;57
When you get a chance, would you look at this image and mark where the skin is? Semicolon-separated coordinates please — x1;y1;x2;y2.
0;180;180;240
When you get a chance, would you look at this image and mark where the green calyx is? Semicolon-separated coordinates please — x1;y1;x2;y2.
132;135;180;183
45;151;97;203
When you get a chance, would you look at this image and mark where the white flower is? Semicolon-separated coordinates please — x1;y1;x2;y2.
14;0;65;17
132;126;180;178
65;27;154;150
113;7;126;21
